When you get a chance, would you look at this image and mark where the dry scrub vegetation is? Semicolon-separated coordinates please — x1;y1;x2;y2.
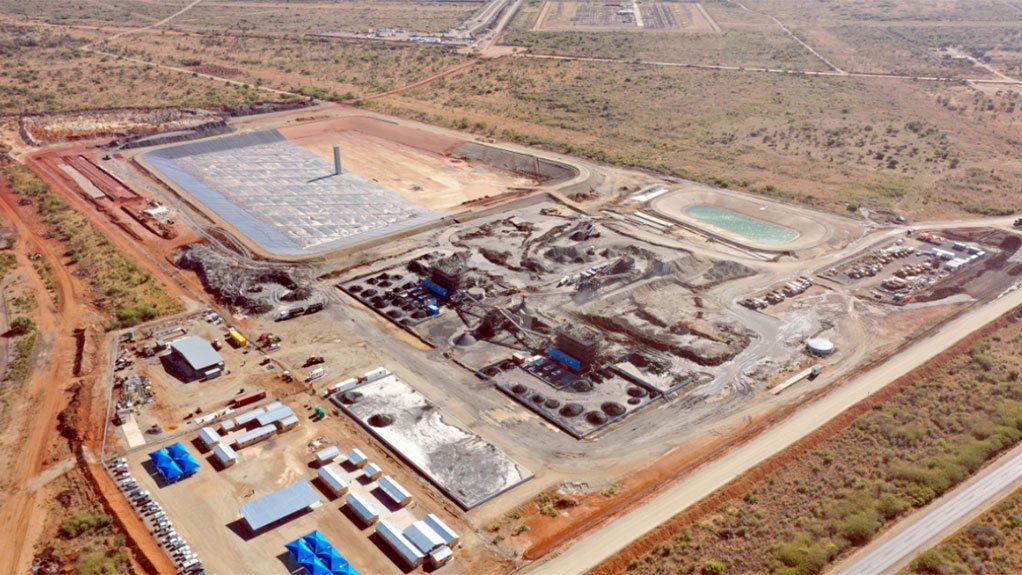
170;0;480;36
0;23;277;114
615;313;1022;575
3;166;181;328
378;56;1022;217
900;488;1022;575
100;30;467;98
0;0;191;27
730;0;1022;77
31;469;137;575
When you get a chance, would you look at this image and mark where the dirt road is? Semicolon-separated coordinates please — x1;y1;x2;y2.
523;281;1022;575
829;442;1022;575
0;179;84;575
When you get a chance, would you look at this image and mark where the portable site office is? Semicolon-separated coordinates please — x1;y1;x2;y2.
344;492;379;526
317;465;350;496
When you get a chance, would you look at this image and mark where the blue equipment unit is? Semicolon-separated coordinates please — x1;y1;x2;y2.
547;347;582;371
421;278;448;297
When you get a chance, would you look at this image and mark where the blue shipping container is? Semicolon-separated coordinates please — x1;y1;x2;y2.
421;279;448;297
547;347;582;371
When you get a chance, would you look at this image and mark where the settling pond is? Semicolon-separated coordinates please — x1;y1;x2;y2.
685;204;799;245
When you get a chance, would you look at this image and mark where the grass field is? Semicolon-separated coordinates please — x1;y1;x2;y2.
376;55;1022;218
612;312;1022;575
900;488;1022;575
0;23;280;114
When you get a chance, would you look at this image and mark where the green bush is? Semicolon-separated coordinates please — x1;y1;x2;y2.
910;548;959;575
876;493;908;520
59;512;112;538
771;535;834;575
115;303;159;328
75;548;126;575
702;559;726;575
840;509;880;546
8;315;35;336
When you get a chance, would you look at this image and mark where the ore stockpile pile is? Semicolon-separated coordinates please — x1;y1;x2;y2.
175;244;313;314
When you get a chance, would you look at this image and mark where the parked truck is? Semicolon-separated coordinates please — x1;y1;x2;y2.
227;327;247;348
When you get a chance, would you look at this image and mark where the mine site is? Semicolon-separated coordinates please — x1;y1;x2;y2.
3;97;1019;575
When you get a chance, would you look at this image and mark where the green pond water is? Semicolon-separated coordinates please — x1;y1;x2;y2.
685;204;799;244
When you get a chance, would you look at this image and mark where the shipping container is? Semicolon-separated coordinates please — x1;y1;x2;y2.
227;327;247;347
231;390;266;408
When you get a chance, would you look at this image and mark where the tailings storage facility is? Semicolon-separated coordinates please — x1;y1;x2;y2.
141;130;440;257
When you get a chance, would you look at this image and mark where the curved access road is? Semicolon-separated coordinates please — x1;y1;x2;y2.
523;280;1022;575
829;442;1022;575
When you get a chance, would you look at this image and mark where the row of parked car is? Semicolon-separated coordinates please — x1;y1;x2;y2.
740;277;815;310
108;458;205;575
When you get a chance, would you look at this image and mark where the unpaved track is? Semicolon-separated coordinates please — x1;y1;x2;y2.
99;0;203;43
829;442;1022;575
369;58;481;99
523;282;1022;575
519;53;1022;85
0;180;82;575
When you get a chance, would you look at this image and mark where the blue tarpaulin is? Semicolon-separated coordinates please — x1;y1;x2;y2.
175;455;200;476
285;539;317;565
318;548;350;573
303;530;333;555
166;442;190;460
167;442;200;477
287;532;360;575
148;449;183;482
299;559;332;575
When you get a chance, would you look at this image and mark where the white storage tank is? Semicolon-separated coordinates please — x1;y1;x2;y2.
806;337;835;356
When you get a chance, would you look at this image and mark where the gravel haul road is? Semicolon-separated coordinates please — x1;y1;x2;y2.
524;282;1022;575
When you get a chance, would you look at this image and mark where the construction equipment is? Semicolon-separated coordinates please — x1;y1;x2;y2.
257;332;281;348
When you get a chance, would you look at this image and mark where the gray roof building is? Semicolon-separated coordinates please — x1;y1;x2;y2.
239;480;320;532
213;443;238;466
376;519;425;568
170;336;225;375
